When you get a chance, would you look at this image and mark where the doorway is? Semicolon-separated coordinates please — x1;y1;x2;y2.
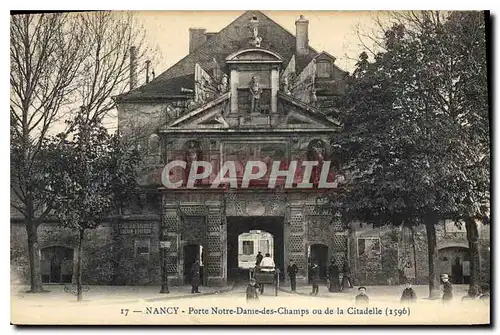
309;244;328;282
183;244;204;285
226;217;284;282
438;246;469;284
41;246;74;284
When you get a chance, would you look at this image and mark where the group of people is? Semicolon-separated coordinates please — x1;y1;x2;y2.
436;273;489;304
355;273;491;306
305;258;353;295
246;252;491;306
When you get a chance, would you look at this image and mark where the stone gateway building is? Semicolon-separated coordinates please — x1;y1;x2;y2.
10;11;490;288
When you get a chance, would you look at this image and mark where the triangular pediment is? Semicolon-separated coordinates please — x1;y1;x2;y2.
162;91;341;131
277;92;341;129
200;118;223;125
166;92;231;129
286;116;311;125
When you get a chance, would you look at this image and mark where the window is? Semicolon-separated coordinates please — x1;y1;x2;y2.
242;241;254;255
444;220;466;233
317;61;331;78
135;239;150;258
259;239;269;255
357;237;381;258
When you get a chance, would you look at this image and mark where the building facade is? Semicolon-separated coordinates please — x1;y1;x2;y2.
10;11;490;287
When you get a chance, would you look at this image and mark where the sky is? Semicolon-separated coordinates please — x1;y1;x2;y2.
95;10;390;131
133;11;389;77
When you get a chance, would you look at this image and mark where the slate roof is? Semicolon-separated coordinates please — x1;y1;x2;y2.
115;11;320;102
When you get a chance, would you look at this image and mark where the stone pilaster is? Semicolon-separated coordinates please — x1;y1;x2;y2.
230;69;239;114
206;201;224;286
287;204;308;284
271;67;279;114
162;203;182;285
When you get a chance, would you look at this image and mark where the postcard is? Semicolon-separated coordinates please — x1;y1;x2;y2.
10;10;490;326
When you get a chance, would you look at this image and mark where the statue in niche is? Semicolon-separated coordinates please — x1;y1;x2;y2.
184;140;203;186
249;75;263;114
307;139;327;184
249;16;263;48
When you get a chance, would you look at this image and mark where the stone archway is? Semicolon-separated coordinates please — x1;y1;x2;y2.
226;216;284;282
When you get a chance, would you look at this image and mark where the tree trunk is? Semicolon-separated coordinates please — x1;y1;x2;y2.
25;221;43;293
465;218;480;289
425;218;441;299
76;228;85;302
411;226;418;281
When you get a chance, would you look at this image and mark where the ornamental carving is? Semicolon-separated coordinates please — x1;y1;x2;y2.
225;192;286;217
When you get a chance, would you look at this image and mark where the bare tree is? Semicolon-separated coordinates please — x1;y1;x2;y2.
10;13;87;293
75;11;156;126
10;11;157;293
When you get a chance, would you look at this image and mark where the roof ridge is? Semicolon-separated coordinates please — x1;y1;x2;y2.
257;11;318;55
116;11;347;101
148;13;242;84
153;10;315;83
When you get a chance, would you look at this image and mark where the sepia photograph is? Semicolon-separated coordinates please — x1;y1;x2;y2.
9;8;491;326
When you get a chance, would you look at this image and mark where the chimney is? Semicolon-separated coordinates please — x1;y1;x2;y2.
129;46;137;90
189;28;207;53
295;15;309;56
145;60;151;84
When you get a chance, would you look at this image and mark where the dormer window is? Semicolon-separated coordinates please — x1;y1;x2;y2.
317;60;331;78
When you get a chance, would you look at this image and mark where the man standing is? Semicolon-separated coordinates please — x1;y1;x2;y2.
256;251;263;267
191;256;201;294
310;261;320;296
287;260;298;292
327;260;340;292
441;273;453;303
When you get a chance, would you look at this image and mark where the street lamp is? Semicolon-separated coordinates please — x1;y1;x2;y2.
160;240;172;294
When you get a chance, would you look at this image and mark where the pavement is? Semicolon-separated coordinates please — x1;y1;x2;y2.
10;283;236;306
11;282;473;305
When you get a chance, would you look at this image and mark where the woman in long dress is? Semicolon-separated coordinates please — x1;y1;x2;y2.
327;260;341;292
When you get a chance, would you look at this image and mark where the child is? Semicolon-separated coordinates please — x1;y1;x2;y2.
355;286;369;305
400;280;417;304
246;278;259;302
441;274;453;303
